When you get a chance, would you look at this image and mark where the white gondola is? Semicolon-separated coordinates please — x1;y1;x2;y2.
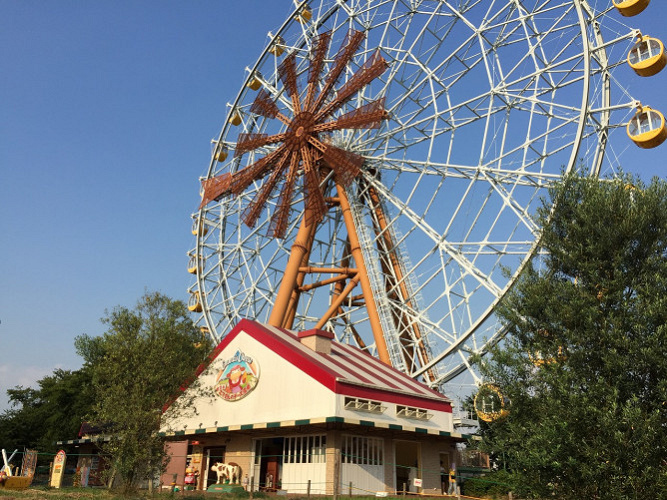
627;106;667;149
613;0;650;17
628;35;666;77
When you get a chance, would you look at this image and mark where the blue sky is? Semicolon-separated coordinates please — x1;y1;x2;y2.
1;1;666;412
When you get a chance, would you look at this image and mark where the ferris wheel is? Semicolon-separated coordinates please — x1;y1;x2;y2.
188;0;664;393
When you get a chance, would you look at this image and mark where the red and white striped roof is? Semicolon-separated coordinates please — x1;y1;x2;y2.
207;319;451;413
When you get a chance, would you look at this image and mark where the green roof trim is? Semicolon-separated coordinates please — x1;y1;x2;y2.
158;416;463;439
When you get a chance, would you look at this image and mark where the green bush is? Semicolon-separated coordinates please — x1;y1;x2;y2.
461;470;513;499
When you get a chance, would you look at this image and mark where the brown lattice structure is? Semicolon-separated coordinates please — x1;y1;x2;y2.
199;29;401;368
200;29;389;239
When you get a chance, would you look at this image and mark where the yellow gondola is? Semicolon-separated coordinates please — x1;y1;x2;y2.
627;106;667;149
613;0;650;17
474;384;509;423
192;220;208;236
268;35;285;57
297;7;312;23
215;145;228;162
530;346;567;367
194;326;210;348
229;111;242;126
187;254;205;274
188;291;203;313
628;35;666;77
248;76;262;91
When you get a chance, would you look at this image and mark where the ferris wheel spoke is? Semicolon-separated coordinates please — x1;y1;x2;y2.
364;87;574;157
302;146;328;226
310;138;363;187
278;53;302;113
366;175;504;299
361;154;563;188
316;50;389;121
235;132;288;157
314;98;387;133
242;150;291;229
228;145;288;196
269;152;300;239
250;89;290;125
312;29;366;112
305;30;332;111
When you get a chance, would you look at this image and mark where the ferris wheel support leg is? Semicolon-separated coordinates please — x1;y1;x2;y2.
281;224;317;329
336;182;392;365
366;184;436;382
268;209;319;328
315;275;361;330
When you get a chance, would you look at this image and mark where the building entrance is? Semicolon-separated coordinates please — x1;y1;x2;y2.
394;441;421;493
203;446;226;489
254;437;283;491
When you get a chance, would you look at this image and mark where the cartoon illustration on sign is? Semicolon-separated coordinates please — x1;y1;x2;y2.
213;350;260;401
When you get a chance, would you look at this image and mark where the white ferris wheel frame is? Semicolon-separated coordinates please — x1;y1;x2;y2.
190;0;639;390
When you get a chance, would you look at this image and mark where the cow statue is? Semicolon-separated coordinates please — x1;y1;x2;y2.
210;462;241;484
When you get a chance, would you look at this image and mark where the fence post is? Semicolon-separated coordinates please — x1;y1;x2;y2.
402;482;407;496
307;479;311;498
250;477;254;499
349;481;353;496
333;449;341;500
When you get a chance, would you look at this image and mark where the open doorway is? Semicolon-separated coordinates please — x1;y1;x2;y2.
203;446;226;489
394;441;420;493
253;437;283;491
439;452;451;494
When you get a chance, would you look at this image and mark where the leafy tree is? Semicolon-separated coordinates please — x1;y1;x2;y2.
476;173;667;499
75;291;211;492
0;368;94;457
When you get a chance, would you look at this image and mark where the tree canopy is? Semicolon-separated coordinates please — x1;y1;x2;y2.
0;368;94;455
74;291;211;491
477;173;667;499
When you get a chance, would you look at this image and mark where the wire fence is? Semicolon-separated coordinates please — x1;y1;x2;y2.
2;448;496;498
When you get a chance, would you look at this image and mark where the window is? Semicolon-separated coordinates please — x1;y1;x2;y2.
283;435;327;464
396;405;433;420
344;397;387;414
341;435;384;465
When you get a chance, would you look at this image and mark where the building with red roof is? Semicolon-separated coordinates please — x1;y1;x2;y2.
159;319;472;494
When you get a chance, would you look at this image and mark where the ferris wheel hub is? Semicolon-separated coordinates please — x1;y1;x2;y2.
286;111;316;151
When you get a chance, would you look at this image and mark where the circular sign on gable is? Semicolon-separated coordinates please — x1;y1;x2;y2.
213;349;260;401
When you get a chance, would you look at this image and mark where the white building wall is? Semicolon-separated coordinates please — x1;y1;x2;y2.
336;394;454;433
162;329;336;432
340;434;385;495
282;463;327;494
